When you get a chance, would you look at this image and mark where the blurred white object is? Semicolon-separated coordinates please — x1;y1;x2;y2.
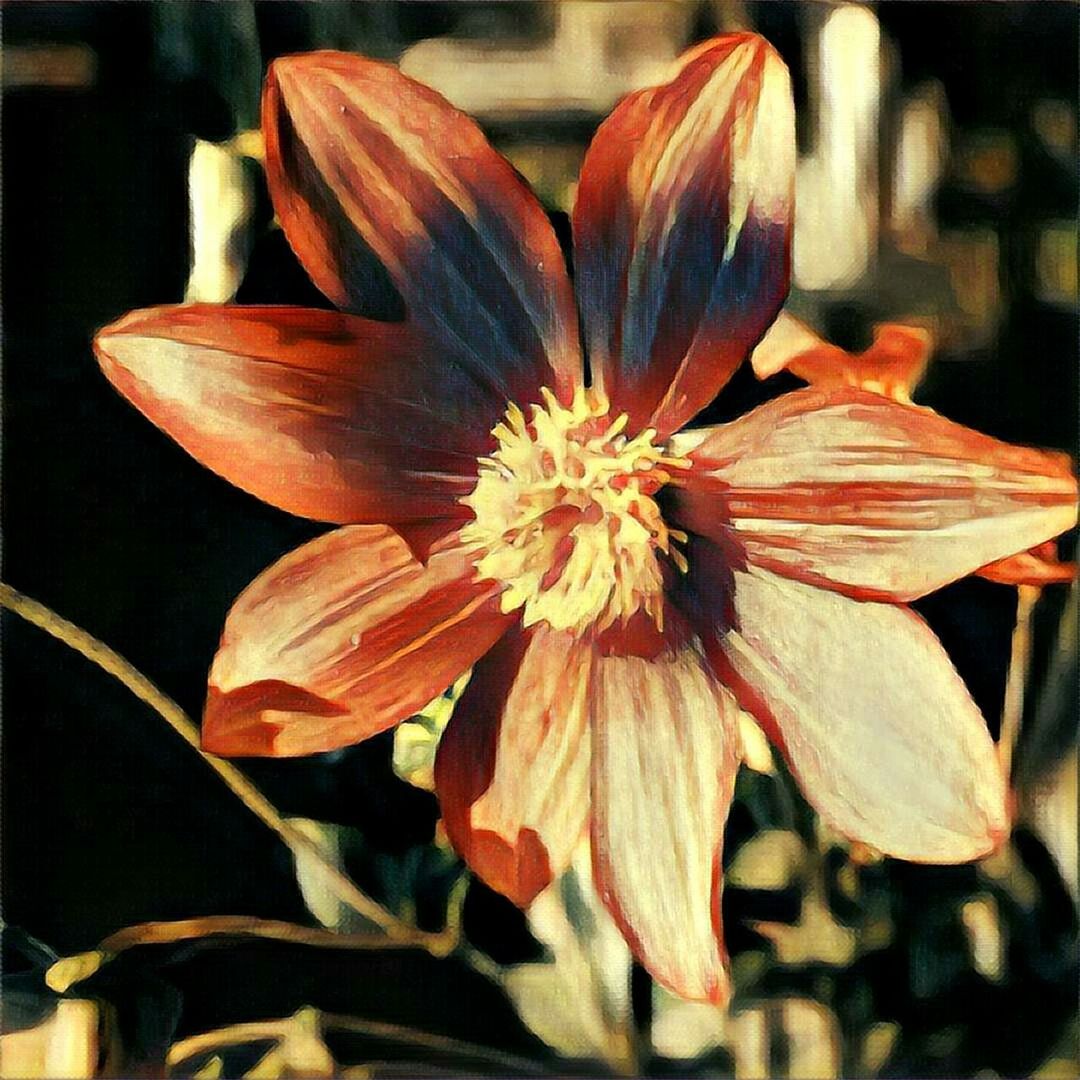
503;847;634;1069
891;82;950;247
0;1000;99;1079
793;4;881;290
401;1;694;117
185;137;255;304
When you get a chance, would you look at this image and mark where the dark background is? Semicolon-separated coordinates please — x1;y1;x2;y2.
2;3;1077;1076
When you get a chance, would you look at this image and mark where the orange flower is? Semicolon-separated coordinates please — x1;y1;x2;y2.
752;312;1077;587
94;38;1077;1004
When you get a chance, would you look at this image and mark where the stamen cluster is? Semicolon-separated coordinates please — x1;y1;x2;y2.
462;387;690;634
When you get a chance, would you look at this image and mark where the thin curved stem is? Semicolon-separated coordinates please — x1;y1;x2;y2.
95;915;407;955
166;1013;551;1076
46;916;430;995
0;582;449;954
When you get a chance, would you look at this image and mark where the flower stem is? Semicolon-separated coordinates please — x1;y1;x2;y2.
166;1012;550;1076
999;584;1039;782
0;582;449;954
46;916;438;995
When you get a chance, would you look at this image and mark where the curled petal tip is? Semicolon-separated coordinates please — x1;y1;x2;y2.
201;681;348;758
468;828;552;908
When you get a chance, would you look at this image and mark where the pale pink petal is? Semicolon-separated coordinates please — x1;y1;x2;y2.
672;387;1078;602
704;566;1009;862
435;626;591;906
203;526;512;757
590;627;741;1003
573;34;794;436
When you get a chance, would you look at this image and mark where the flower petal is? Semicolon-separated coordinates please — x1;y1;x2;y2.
95;304;491;524
590;627;741;1003
977;541;1076;587
264;51;582;407
704;566;1008;862
751;313;932;401
434;625;591;907
203;526;512;757
672;387;1078;602
573;34;794;436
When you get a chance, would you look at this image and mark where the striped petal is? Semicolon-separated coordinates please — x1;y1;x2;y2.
704;567;1008;862
95;305;491;524
672;387;1078;602
573;34;794;436
203;526;512;757
590;626;741;1003
264;51;582;409
434;625;591;907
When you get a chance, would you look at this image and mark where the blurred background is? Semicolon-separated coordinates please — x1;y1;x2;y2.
2;2;1077;1077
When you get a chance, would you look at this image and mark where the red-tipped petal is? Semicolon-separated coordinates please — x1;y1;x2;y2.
264;51;582;408
434;625;591;907
703;566;1008;862
203;526;512;757
589;623;741;1004
95;304;494;524
573;34;794;436
977;541;1076;586
751;313;932;401
672;387;1078;602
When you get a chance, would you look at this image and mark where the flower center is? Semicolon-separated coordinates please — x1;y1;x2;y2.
461;387;690;635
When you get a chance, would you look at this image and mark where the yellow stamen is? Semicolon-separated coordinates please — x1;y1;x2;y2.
461;388;690;635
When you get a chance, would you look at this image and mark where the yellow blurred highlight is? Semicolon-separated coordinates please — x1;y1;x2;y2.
754;893;857;967
729;830;805;891
737;711;775;774
393;673;469;791
1035;221;1079;305
185;138;255;304
245;1009;335;1078
44;950;108;994
891;82;949;249
934;229;1001;339
953;133;1018;193
1032;99;1077;158
782;998;841;1080
960;896;1005;983
651;996;727;1060
3;45;96;89
504;144;585;213
860;1022;900;1075
0;1000;99;1079
794;4;881;290
401;1;694;117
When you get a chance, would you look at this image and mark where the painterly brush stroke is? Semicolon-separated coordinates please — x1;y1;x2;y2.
95;34;1077;1002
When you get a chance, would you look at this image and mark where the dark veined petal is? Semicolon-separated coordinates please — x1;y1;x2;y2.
203;526;513;757
573;34;794;436
434;625;591;907
95;304;495;524
590;621;741;1003
703;566;1009;862
264;51;582;410
671;387;1078;602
